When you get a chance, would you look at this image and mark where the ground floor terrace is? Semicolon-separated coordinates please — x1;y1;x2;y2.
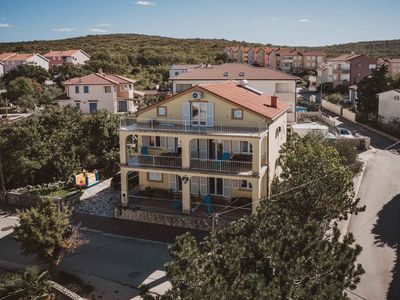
117;167;268;228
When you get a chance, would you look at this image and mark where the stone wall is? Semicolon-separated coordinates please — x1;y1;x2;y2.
115;206;231;231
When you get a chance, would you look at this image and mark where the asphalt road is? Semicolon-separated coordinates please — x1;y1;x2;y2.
0;216;171;298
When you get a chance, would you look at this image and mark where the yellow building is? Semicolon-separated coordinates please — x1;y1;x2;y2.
117;81;288;228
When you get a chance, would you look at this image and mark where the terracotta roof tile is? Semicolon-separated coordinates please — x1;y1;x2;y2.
329;53;363;62
170;63;299;81
44;49;89;58
62;73;136;85
0;53;16;61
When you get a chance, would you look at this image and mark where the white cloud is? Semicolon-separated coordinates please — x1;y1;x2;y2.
52;27;75;32
298;18;311;23
96;23;112;27
134;0;156;6
0;23;11;28
89;28;107;33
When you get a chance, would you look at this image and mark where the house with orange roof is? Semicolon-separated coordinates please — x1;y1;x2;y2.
55;69;138;114
255;47;278;68
378;58;400;77
323;52;377;87
117;81;289;228
0;52;49;73
43;49;90;67
237;47;250;63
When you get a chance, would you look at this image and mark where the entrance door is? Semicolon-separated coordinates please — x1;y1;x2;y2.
89;102;97;114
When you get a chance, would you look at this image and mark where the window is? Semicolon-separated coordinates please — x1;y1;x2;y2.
89;102;97;114
394;95;400;101
240;180;252;190
148;172;162;182
357;73;361;77
75;102;80;110
232;108;243;120
209;178;223;195
175;71;179;76
149;136;162;147
157;106;167;117
104;86;112;93
129;84;133;90
176;84;192;92
83;86;89;93
357;63;362;68
240;141;253;154
75;86;80;94
191;102;207;126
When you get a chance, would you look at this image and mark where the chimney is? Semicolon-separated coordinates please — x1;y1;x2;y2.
240;79;248;86
271;96;278;108
350;51;355;55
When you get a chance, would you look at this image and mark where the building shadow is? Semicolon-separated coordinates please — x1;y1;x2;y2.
372;194;400;300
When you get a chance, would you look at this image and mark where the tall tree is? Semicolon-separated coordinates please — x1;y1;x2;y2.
2;64;50;85
14;199;86;277
272;134;364;230
6;76;43;107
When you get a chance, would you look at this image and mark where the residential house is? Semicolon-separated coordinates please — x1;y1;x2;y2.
226;47;239;62
378;58;400;77
55;70;138;114
316;61;329;87
302;51;325;71
377;89;400;123
247;48;257;65
237;47;250;64
169;63;299;123
0;53;49;73
43;49;90;67
117;81;289;227
276;49;304;73
322;53;377;87
256;48;278;68
169;64;203;78
0;62;4;77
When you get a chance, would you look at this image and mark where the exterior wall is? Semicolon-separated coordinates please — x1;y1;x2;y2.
0;63;3;77
138;88;265;127
256;50;266;66
47;51;89;67
267;112;287;185
3;55;49;73
63;84;117;113
349;56;377;85
71;51;90;65
378;91;400;123
388;62;400;77
248;49;256;65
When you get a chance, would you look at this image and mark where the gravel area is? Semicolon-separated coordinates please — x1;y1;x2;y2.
76;179;120;218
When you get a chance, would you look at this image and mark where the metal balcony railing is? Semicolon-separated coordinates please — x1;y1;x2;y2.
190;158;252;173
120;118;267;135
128;155;182;169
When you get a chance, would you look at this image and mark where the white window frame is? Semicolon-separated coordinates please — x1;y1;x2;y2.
239;180;252;190
240;141;253;154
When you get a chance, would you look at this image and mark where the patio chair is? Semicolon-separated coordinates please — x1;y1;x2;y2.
221;152;230;161
141;146;148;155
203;195;213;215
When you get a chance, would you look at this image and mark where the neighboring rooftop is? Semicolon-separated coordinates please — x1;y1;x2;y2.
170;63;299;80
62;72;136;85
44;49;90;58
302;51;326;56
329;53;363;62
171;64;203;70
0;53;17;61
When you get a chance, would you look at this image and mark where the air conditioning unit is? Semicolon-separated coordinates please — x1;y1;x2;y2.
192;91;202;100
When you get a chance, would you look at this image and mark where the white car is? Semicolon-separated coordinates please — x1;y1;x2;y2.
335;127;354;139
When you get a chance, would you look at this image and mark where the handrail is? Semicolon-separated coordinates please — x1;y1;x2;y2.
128;154;182;168
190;158;252;172
120;117;268;134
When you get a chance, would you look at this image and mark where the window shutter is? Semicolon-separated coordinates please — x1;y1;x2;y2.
206;103;214;127
190;177;199;195
190;139;198;158
199;139;208;159
183;102;191;126
142;136;149;147
223;179;231;198
200;177;207;195
223;140;231;154
167;137;176;153
169;174;177;192
232;141;240;153
160;136;166;148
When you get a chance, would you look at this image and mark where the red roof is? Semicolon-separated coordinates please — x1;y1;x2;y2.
138;81;289;120
170;63;299;81
302;51;326;56
0;53;17;61
329;53;363;62
63;73;136;85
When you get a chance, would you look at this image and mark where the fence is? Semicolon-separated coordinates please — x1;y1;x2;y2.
0;190;81;208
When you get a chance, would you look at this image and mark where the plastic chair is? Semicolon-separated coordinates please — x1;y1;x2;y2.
141;146;148;155
203;195;213;214
221;152;230;161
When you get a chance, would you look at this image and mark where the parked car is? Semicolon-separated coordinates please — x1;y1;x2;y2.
335;127;354;139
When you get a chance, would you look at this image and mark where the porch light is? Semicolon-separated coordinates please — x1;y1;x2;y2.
182;176;189;184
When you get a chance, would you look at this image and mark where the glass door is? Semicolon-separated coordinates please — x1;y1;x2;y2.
208;178;223;196
191;102;207;126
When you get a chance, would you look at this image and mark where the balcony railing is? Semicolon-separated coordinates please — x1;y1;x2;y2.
120;118;267;135
128;155;182;168
190;158;252;173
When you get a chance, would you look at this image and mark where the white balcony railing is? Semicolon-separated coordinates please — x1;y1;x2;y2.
190;159;252;173
120;118;267;135
128;155;182;168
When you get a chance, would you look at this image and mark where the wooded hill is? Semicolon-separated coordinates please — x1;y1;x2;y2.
0;34;399;88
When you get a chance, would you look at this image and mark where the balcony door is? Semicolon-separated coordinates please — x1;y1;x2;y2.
209;177;223;196
183;102;214;127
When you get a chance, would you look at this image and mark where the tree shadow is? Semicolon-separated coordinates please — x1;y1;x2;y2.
372;194;400;300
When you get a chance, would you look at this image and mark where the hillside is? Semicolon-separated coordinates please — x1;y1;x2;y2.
1;34;399;88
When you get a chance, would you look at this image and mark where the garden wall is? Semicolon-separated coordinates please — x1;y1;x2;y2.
321;100;356;123
0;191;81;207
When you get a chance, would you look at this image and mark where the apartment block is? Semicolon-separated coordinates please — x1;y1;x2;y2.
117;81;289;228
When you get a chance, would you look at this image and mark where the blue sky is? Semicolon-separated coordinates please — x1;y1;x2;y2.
0;0;399;46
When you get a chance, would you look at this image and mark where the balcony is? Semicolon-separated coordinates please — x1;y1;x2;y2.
333;68;350;74
120;117;267;136
128;154;182;169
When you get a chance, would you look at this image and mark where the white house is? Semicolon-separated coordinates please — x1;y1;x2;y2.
44;50;90;67
55;71;139;114
0;53;49;73
0;62;4;77
377;89;400;123
169;63;300;123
